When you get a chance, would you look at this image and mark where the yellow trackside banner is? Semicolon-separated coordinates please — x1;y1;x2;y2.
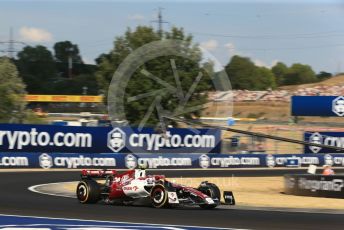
25;95;103;103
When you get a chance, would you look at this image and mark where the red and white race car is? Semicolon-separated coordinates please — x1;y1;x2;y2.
76;168;235;209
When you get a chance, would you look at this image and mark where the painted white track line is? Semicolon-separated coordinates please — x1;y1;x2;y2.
28;182;76;198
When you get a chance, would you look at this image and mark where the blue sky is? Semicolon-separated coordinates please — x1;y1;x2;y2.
0;0;344;73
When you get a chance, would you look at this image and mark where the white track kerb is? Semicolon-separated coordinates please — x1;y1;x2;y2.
28;182;76;198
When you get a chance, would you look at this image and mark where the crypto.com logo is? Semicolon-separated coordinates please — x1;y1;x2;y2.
332;96;344;116
107;39;232;153
39;153;53;169
309;132;323;153
199;154;210;169
107;127;126;152
125;154;137;169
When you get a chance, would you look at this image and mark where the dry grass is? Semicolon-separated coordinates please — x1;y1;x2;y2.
232;101;290;120
279;74;344;90
204;99;344;126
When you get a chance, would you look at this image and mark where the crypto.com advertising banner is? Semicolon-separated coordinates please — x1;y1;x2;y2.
304;131;344;154
1;152;344;169
291;96;344;117
0;124;221;154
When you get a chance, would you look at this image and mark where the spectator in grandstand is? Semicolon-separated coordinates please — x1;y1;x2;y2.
322;165;335;175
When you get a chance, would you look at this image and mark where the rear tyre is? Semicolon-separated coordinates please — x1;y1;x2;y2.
198;183;221;209
150;184;168;208
76;179;101;204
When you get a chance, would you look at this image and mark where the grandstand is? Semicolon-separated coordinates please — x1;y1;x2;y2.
210;75;344;102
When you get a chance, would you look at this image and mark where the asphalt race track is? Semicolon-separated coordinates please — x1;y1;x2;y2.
0;170;343;230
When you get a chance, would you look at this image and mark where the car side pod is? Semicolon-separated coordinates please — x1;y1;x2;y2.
223;191;235;205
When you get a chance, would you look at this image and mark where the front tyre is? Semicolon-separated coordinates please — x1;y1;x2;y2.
76;180;100;204
198;183;221;209
150;184;168;208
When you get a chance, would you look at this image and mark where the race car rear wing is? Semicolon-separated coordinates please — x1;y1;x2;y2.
81;169;117;179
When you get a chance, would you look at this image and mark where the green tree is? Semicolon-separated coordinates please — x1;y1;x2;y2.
316;71;332;81
54;41;84;78
225;55;256;89
225;55;276;90
0;57;27;122
52;73;99;95
53;41;82;64
256;66;276;89
97;26;212;126
284;63;317;85
16;45;58;94
271;62;288;86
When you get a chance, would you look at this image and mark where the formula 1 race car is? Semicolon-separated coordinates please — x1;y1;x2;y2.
76;168;235;209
